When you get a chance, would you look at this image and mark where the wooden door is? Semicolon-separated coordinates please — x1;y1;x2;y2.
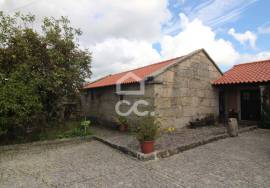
241;90;261;120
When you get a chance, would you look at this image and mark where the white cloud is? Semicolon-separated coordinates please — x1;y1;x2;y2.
187;0;258;27
0;0;170;81
160;14;240;69
164;0;258;36
90;13;242;80
0;0;170;44
176;0;187;4
238;51;270;64
1;0;269;78
90;38;161;79
258;22;270;34
228;28;257;48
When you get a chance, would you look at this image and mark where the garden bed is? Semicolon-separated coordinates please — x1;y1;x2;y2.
92;124;257;161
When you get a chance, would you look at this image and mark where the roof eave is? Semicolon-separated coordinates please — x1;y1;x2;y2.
212;80;270;86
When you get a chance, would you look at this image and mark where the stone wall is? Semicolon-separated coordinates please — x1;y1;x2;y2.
153;51;222;128
81;51;222;129
81;83;154;124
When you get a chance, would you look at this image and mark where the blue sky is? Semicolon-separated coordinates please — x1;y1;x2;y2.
156;0;270;71
168;0;270;53
1;0;270;79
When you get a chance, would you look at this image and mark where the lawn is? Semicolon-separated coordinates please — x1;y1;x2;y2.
0;120;92;146
39;120;92;140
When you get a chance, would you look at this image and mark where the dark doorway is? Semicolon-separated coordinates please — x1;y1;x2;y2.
241;89;261;120
219;90;225;120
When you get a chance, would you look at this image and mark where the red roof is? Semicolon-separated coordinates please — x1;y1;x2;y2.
84;57;182;89
213;59;270;85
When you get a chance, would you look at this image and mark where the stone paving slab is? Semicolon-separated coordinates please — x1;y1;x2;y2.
144;129;270;188
0;140;139;187
1;129;270;187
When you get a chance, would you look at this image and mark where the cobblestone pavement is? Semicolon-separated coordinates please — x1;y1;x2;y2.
1;129;270;188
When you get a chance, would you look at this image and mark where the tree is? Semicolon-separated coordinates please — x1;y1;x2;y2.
0;12;91;139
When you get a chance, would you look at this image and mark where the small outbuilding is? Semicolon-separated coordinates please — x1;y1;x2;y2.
213;59;270;122
81;49;222;128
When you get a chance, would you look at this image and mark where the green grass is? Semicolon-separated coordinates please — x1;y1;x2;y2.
0;120;93;146
38;120;92;141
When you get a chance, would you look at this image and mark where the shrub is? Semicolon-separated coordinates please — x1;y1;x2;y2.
132;115;160;142
80;120;91;129
189;114;216;128
114;115;129;131
114;115;128;125
0;12;91;140
58;119;91;138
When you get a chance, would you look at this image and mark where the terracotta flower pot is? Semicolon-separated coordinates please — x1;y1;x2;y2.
119;124;128;132
140;140;154;154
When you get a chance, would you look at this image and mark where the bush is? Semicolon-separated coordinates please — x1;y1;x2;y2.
113;115;129;131
0;12;91;140
132;115;160;142
114;115;128;126
189;114;216;128
58;120;91;138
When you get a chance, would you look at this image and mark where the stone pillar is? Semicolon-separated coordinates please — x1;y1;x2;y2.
227;118;238;137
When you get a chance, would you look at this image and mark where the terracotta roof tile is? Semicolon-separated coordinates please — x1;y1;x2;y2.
213;59;270;85
84;56;182;89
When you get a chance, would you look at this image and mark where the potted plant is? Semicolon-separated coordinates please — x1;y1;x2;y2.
135;115;160;154
114;115;128;132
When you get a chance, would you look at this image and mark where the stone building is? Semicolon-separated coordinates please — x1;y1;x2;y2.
213;59;270;122
81;49;222;128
